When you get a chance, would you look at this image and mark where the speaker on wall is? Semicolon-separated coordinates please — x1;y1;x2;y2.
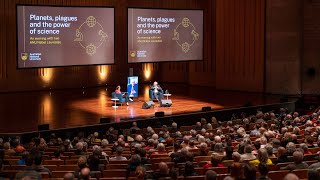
100;118;111;123
155;111;165;117
38;124;49;131
160;99;172;107
201;106;212;112
142;101;155;109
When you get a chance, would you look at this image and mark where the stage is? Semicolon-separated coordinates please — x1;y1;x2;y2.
0;84;282;133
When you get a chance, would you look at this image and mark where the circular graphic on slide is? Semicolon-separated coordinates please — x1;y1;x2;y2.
172;17;199;53
74;16;108;56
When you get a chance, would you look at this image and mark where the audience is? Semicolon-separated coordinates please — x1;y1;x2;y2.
109;147;127;161
281;151;309;170
205;170;217;180
1;108;320;180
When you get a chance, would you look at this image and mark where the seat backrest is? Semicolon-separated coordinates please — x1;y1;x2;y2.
194;156;211;163
103;169;127;178
109;160;129;165
57;165;78;171
177;176;205;180
292;169;308;179
268;170;290;180
52;171;75;178
43;160;64;166
107;164;128;170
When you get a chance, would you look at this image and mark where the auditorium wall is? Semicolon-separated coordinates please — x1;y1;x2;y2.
265;0;303;95
0;0;266;93
302;0;320;94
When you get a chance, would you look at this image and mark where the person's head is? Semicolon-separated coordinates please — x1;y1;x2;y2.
286;142;296;154
76;142;83;151
135;135;143;142
257;148;269;163
101;139;109;147
214;136;221;143
283;173;299;180
54;150;61;158
214;143;224;153
293;151;304;164
211;154;222;166
130;154;141;166
25;154;34;166
180;148;188;156
300;143;309;152
232;152;241;162
153;81;158;86
157;143;166;152
158;162;169;174
258;163;269;176
63;172;75;180
244;144;253;154
166;137;174;146
199;143;208;151
132;122;137;127
188;140;195;147
308;169;320;180
184;161;195;176
116;85;121;90
243;164;256;180
33;152;43;166
277;147;287;157
225;146;233;159
205;170;217;180
135;166;146;180
152;134;159;141
77;156;87;169
116;147;123;156
172;122;177;128
79;167;90;180
264;144;274;156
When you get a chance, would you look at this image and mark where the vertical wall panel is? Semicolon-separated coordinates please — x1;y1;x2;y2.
265;0;302;94
215;0;265;92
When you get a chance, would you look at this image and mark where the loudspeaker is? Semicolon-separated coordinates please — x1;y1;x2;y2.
142;101;155;109
100;118;111;123
160;99;172;107
202;106;212;112
155;111;165;117
38;124;49;131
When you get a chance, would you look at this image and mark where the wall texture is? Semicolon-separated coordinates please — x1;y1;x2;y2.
215;0;265;92
0;0;266;93
302;0;320;94
265;0;303;95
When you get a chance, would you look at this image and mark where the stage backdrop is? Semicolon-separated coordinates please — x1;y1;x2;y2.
0;0;265;93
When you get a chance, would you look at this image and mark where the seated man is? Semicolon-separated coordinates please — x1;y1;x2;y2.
115;85;132;106
150;81;164;101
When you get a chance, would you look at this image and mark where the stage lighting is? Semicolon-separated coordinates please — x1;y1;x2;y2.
41;68;53;83
143;63;152;80
98;65;109;81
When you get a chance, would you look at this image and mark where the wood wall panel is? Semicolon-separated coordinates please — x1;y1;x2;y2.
265;0;302;95
215;0;265;92
302;0;320;94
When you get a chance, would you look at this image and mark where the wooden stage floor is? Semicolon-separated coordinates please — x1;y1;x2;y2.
0;84;281;133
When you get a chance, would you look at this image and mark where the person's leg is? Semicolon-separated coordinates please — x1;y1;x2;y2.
123;93;129;105
154;92;159;101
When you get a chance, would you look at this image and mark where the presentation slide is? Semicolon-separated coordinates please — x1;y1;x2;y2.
127;76;138;97
128;8;203;63
16;5;114;68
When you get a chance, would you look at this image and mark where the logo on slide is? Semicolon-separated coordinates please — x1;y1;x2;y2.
172;17;199;53
21;53;28;61
130;51;136;58
74;16;109;56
